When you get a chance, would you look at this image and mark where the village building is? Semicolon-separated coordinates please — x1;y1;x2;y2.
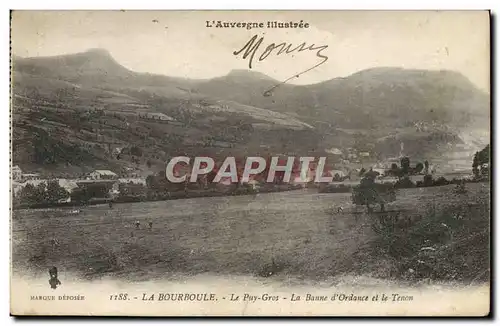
138;112;175;121
21;173;41;181
118;177;147;185
347;153;358;160
88;170;118;180
371;168;387;177
183;139;206;147
12;165;42;182
12;165;22;181
325;148;343;156
211;140;234;148
58;179;79;193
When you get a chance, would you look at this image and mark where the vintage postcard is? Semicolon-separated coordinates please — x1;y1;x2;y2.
10;10;490;316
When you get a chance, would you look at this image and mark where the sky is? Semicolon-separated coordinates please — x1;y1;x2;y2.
11;10;490;91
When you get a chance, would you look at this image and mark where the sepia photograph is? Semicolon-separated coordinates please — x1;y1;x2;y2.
9;10;491;316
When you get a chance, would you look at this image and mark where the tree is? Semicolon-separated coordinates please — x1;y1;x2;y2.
118;182;146;198
473;144;490;179
424;160;430;174
333;173;343;182
363;168;380;181
423;174;434;187
394;177;416;189
70;187;90;204
17;183;38;205
352;174;396;213
472;152;479;177
400;156;410;175
388;163;401;177
16;182;48;205
46;180;69;203
477;144;490;165
130;146;143;157
70;183;110;203
480;164;490;179
35;183;47;202
146;174;157;189
415;162;424;174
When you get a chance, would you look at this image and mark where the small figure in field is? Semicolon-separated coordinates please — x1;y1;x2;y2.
148;221;153;230
50;237;59;248
50;236;59;250
109;202;113;208
130;231;134;237
337;206;344;213
135;220;140;229
48;266;61;290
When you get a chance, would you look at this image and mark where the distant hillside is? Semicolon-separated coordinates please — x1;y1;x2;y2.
195;67;490;130
10;49;490;175
13;49;198;97
13;49;489;130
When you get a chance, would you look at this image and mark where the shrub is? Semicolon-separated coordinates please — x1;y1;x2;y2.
394;177;416;189
415;162;424;174
352;180;396;212
46;180;70;203
434;177;450;187
367;198;490;283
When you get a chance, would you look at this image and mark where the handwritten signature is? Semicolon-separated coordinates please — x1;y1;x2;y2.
233;34;329;96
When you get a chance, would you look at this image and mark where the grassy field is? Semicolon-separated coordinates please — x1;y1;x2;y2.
12;182;490;284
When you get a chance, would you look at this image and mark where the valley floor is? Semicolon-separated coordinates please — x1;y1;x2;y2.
12;183;490;285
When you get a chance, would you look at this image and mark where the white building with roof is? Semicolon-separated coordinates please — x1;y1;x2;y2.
89;170;118;180
326;148;343;155
139;112;174;121
21;173;41;181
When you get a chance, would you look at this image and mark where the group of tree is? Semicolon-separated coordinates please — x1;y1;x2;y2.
118;182;147;199
352;169;396;213
117;146;143;158
386;157;429;177
146;171;187;193
70;183;113;204
351;143;490;214
472;144;490;180
353;156;433;213
15;180;69;206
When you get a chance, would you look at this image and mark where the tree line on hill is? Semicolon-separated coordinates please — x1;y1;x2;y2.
13;144;489;208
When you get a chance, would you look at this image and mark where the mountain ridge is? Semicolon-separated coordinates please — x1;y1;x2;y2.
11;48;490;175
12;48;490;128
12;48;489;92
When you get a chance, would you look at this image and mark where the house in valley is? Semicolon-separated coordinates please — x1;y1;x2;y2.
88;170;118;180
